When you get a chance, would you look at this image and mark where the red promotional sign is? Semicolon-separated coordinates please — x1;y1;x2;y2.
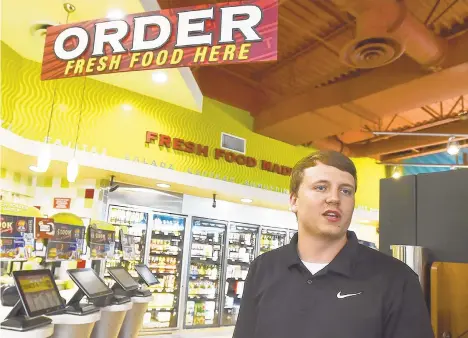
41;0;278;80
35;218;55;239
53;198;71;209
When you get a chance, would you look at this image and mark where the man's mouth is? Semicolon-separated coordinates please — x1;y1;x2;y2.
322;210;341;222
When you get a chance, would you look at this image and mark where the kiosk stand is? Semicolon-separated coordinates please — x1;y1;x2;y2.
114;265;157;338
50;267;121;338
62;268;131;338
0;269;63;337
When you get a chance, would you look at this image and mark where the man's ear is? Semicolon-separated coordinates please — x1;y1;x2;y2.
289;193;298;213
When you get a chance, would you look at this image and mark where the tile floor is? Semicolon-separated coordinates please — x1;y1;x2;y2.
140;327;234;338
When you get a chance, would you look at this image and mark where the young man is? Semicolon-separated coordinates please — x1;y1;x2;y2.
233;150;434;338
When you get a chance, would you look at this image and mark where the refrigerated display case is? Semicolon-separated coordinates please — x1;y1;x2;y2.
259;227;287;255
105;205;148;281
185;217;227;328
144;212;186;329
222;222;259;326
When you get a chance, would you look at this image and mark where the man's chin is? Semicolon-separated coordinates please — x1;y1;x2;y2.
318;225;347;239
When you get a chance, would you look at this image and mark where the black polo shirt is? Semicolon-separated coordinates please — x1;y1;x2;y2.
233;231;434;338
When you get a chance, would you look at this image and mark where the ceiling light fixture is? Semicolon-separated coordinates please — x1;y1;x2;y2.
156;183;171;189
107;9;126;20
30;4;75;174
241;198;253;203
391;166;402;179
447;136;460;155
152;71;168;84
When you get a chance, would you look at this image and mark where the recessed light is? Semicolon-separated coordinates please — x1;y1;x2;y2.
107;9;126;20
121;104;132;111
241;198;253;203
152;71;168;84
156;183;171;189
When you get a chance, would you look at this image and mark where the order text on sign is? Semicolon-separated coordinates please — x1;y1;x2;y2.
53;198;71;209
41;0;278;80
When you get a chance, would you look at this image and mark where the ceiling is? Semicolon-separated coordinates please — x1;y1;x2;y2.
4;0;468;162
157;0;468;162
1;0;203;112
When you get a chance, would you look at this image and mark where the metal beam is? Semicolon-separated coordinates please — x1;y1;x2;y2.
348;119;468;157
380;140;468;162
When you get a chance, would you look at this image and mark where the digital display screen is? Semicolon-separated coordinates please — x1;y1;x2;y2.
69;269;111;297
16;271;63;315
109;267;139;290
135;265;159;285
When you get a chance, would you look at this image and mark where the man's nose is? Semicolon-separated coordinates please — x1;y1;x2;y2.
325;190;340;205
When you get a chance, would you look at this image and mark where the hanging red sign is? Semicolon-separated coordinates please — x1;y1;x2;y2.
53;198;71;209
41;0;278;80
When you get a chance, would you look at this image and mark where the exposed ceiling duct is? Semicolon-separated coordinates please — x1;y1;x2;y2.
332;0;447;69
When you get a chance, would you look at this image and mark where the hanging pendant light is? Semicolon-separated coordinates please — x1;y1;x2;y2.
67;77;87;183
67;157;79;182
31;83;57;173
447;136;460;155
31;3;76;174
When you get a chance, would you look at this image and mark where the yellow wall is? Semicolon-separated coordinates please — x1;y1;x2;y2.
1;42;385;209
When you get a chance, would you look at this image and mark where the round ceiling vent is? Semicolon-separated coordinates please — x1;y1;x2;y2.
339;36;404;69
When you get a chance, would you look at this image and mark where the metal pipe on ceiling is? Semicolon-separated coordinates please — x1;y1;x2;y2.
378;162;468;168
372;131;468;137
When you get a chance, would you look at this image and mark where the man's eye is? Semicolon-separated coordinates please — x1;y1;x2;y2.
342;188;353;196
315;185;326;191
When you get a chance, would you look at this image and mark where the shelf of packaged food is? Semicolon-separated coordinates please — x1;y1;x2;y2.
192;238;222;246
149;252;180;257
187;295;217;301
226;277;246;282
227;259;250;266
151;231;183;238
228;243;255;250
191;257;220;264
189;275;218;281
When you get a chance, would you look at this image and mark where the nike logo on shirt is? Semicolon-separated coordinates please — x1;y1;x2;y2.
337;291;362;299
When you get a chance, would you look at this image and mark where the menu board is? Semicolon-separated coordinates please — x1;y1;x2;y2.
46;223;85;261
89;227;115;259
0;215;35;260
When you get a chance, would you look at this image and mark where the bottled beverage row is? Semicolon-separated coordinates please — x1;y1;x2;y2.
228;231;256;246
108;207;147;225
189;263;219;279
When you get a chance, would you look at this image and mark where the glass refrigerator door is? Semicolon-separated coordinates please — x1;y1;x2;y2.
222;223;258;326
144;213;186;329
259;227;287;255
185;218;227;328
105;205;148;281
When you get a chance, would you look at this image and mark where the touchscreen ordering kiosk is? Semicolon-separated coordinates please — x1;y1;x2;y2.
108;267;152;298
0;269;65;331
134;264;160;287
65;268;130;315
